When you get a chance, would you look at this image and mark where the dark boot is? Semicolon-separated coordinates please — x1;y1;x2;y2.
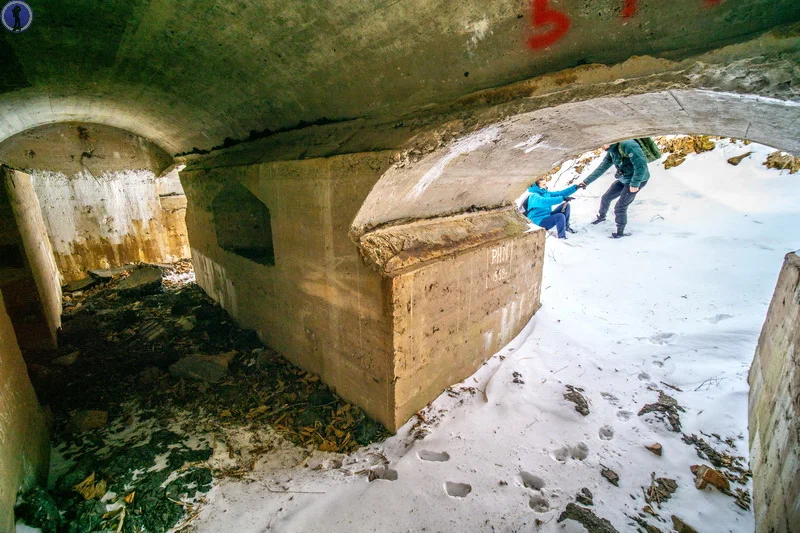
611;226;630;238
566;225;577;234
590;216;606;225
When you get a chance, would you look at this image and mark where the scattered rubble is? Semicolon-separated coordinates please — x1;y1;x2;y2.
659;135;717;169
557;503;619;533
645;443;662;456
564;385;590;416
727;151;753;166
681;433;751;484
764;150;800;174
576;487;594;506
601;466;619;487
643;473;677;509
18;260;389;533
114;265;163;295
671;515;699;533
637;391;684;432
691;464;730;492
629;514;663;533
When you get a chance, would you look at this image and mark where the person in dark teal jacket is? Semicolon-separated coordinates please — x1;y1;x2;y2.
525;178;579;239
579;140;651;238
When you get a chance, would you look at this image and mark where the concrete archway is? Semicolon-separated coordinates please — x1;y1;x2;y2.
352;89;800;234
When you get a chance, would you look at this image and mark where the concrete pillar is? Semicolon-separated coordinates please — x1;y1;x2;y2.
0;166;62;352
749;252;800;533
0;289;50;531
181;154;545;431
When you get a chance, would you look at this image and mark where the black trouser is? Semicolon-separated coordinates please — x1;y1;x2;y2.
598;180;646;229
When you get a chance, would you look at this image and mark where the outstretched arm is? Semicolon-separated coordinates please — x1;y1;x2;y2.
581;152;613;187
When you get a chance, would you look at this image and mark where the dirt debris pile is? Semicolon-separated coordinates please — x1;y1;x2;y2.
17;261;389;533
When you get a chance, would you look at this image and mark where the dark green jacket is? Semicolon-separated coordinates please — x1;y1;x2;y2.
584;140;651;188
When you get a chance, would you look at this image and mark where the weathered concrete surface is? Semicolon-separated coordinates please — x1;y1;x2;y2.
183;155;544;430
0;167;61;351
0;122;188;281
375;211;545;428
0;291;50;533
0;0;797;154
0;122;173;177
749;252;800;533
28;169;189;282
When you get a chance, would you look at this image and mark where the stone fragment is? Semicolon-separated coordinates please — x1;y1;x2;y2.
576;487;594;506
64;276;97;293
601;467;619;486
89;265;135;280
645;443;662;456
671;515;699;533
557;503;619;533
70;410;108;432
175;315;197;331
115;266;163;295
169;352;233;383
727;151;752;166
564;385;590;416
53;351;79;367
691;464;730;492
638;391;684;432
138;320;166;342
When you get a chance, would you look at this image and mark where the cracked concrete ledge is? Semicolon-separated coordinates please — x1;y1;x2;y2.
357;206;531;276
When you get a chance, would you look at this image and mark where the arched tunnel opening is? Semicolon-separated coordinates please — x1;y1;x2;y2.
1;3;799;531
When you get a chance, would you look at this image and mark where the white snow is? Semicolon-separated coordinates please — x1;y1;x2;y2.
188;139;798;532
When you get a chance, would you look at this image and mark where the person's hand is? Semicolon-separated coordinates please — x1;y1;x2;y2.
576;182;587;189
629;186;640;193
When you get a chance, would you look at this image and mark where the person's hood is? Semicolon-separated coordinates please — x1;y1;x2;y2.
528;184;547;195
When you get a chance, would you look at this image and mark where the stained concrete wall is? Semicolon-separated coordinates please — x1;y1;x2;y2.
0;278;51;533
0;123;187;282
31;169;190;282
749;252;800;533
182;153;398;425
0;166;61;351
182;154;545;430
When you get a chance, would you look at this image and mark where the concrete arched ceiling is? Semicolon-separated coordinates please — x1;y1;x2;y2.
1;0;799;154
352;89;800;233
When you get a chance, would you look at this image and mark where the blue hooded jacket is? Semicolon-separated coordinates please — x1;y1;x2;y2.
525;184;578;225
583;140;650;188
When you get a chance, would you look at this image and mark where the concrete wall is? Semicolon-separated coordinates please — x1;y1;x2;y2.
0;283;51;533
183;152;545;430
0;122;187;282
749;252;800;533
0;166;61;351
31;169;190;282
182;153;399;425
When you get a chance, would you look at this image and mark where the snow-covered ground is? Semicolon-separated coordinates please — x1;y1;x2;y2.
186;140;798;533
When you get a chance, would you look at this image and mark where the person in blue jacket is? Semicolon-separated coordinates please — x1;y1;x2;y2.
525;177;579;239
579;140;651;238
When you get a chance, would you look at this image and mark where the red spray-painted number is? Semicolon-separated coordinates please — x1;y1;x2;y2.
622;0;637;18
527;0;572;50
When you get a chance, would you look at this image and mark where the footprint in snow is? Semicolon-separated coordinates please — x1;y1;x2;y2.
707;314;734;324
598;426;615;440
445;482;472;498
529;493;551;512
638;371;651;381
616;410;634;422
600;392;619;405
647;333;676;345
417;450;450;462
369;466;398;481
519;472;546;490
551;442;589;462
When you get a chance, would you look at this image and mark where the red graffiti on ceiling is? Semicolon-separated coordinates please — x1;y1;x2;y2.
528;0;725;50
527;0;572;50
